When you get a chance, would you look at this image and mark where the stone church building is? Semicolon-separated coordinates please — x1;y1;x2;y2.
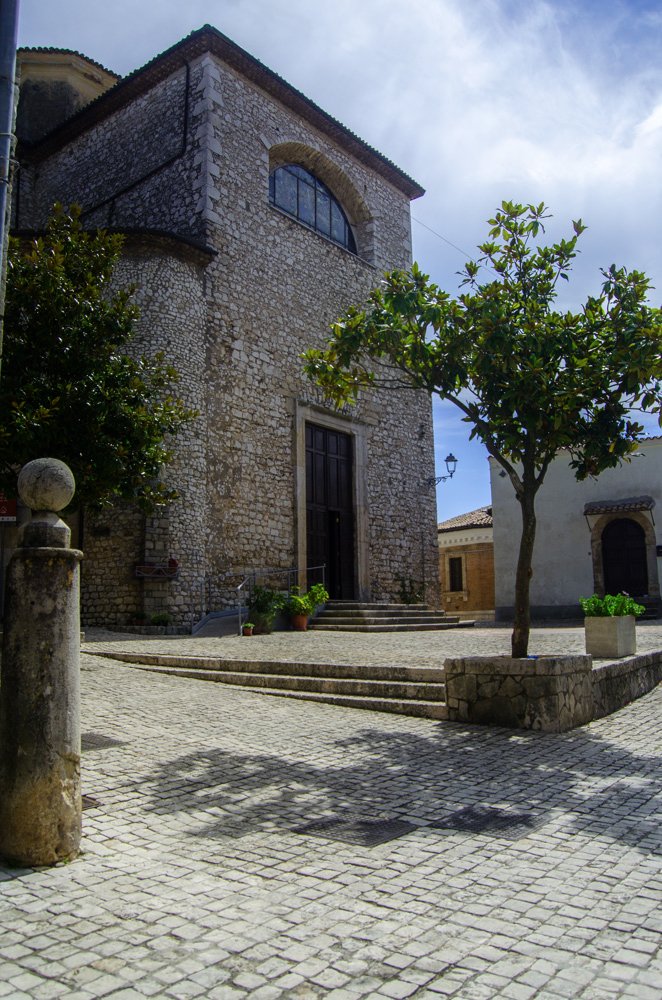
13;26;439;629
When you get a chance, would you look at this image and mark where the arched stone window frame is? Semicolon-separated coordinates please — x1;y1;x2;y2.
588;510;660;600
266;140;374;262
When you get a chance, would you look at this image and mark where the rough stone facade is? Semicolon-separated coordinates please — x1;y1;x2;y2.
592;650;662;719
444;649;662;731
15;27;439;629
444;655;595;732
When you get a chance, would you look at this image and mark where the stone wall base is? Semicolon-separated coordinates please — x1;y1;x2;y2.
592;651;662;720
445;651;662;732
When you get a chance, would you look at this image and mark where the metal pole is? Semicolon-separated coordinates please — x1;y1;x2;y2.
0;0;20;381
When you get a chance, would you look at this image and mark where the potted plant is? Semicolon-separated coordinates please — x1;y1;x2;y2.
242;621;255;637
247;586;285;634
579;593;646;658
284;583;329;631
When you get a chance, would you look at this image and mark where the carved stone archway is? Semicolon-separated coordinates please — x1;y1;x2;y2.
587;505;659;600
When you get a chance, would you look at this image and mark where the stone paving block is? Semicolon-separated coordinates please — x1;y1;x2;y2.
1;639;662;1000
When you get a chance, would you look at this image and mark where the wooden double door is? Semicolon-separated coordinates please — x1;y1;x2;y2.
305;423;355;600
602;518;648;597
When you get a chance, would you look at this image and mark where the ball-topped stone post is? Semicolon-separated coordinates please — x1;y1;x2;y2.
0;458;83;866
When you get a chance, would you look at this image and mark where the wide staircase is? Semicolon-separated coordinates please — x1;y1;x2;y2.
91;649;449;719
310;600;475;632
90;601;474;719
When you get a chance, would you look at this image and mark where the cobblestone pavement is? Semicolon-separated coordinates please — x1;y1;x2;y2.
0;627;660;999
82;620;662;667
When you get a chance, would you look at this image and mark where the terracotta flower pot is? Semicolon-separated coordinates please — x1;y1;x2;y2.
291;613;309;631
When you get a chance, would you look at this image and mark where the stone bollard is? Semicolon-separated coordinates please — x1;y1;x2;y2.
0;458;83;866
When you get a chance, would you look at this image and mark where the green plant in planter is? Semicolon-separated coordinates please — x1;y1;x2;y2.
579;594;646;617
284;583;330;617
150;611;171;626
247;586;285;634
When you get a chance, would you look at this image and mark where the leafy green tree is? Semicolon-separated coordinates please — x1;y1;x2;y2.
1;204;195;510
304;201;662;657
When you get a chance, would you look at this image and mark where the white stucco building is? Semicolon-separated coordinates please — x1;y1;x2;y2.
490;437;662;620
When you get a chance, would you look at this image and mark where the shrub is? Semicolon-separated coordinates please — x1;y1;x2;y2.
579;594;646;617
247;586;285;634
284;584;329;617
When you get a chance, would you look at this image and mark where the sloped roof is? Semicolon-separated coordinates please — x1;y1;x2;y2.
584;496;655;516
438;505;493;533
18;25;425;200
18;45;119;79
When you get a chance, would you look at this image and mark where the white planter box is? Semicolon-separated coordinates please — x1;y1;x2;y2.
584;615;636;658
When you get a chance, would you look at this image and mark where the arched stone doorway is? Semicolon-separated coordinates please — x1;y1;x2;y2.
586;501;659;603
601;518;648;597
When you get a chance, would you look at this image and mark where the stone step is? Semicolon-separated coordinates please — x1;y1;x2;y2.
315;610;456;620
312;615;457;626
310;621;475;632
90;651;444;683
87;650;448;718
126;663;446;701
322;602;429;611
128;667;449;719
310;600;470;633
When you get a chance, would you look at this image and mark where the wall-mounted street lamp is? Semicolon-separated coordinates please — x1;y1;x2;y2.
427;453;458;487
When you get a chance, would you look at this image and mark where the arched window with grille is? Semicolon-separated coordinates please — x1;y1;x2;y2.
269;163;357;254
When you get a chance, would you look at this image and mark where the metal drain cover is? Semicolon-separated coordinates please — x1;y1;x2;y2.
295;814;416;847
430;805;540;839
81;732;126;751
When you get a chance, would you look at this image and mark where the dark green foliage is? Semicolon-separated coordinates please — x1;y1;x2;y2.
284;583;329;617
579;594;646;617
150;612;171;626
1;204;195;510
247;585;285;634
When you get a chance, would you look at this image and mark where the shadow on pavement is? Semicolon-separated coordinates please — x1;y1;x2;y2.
133;707;661;854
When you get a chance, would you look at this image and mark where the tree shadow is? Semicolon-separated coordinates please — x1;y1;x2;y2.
131;707;661;854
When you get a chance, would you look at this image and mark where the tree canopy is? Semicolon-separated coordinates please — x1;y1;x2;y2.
304;201;662;656
0;204;195;510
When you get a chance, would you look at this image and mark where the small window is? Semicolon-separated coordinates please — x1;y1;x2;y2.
269;163;357;254
449;557;464;592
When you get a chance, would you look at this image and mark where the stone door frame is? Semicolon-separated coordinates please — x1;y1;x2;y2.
294;401;369;600
588;511;660;599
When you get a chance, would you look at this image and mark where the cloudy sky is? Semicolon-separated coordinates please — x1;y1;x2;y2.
17;0;662;519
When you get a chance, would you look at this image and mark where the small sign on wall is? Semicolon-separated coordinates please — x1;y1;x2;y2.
0;496;16;522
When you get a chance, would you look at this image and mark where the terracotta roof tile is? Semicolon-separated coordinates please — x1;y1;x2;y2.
584;496;655;516
438;505;493;533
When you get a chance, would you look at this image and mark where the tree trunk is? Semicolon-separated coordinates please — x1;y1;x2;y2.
511;488;537;658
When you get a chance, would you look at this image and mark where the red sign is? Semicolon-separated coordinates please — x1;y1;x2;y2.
0;496;16;522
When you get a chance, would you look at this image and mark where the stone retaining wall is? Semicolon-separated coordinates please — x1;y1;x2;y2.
445;651;662;732
592;651;662;720
444;655;594;732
